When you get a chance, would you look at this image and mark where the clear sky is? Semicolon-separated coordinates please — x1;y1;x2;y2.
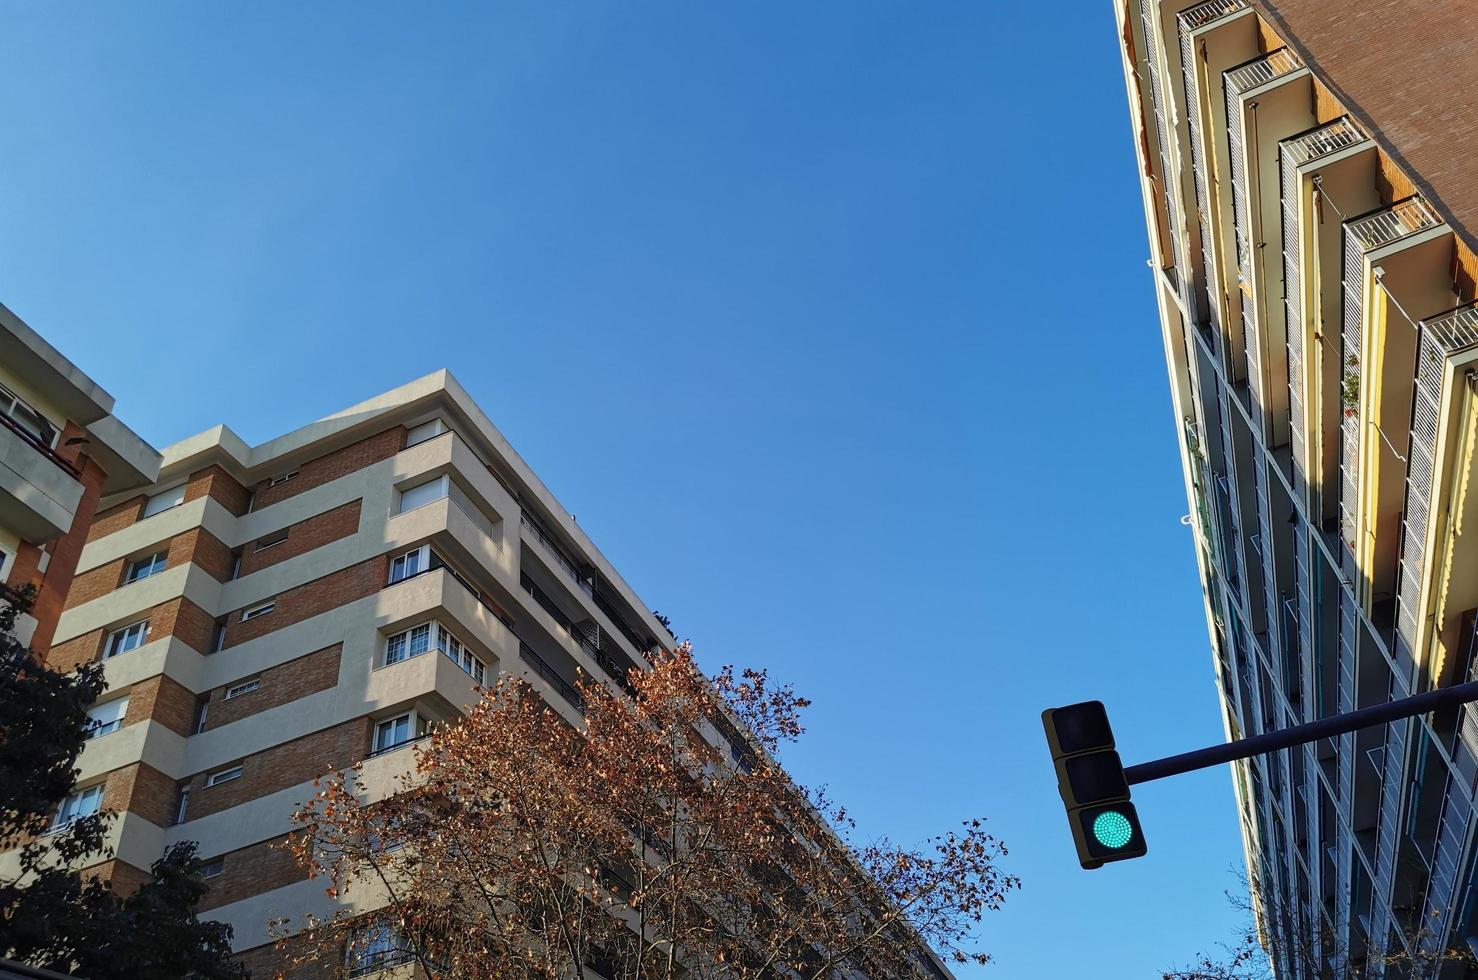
2;3;1248;974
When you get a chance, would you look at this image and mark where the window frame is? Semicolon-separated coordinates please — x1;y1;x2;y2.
205;765;243;787
254;528;289;552
124;550;168;584
372;712;427;755
104;621;149;659
267;470;299;487
0;381;60;449
404;418;446;449
240;600;275;622
223;678;261;700
388;545;429;585
200;856;226;879
51;784;104;832
141;484;186;519
84;696;130;740
396;475;448;515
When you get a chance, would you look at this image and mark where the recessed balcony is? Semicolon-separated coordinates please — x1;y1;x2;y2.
0;411;84;542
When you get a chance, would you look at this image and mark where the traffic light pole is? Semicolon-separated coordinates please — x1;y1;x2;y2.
1123;677;1478;787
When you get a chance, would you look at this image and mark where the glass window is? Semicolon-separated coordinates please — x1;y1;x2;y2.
436;625;485;685
346;922;412;977
268;470;298;487
206;766;243;787
52;785;103;831
223;679;260;700
404;419;446;449
105;621;149;658
384;624;432;666
397;477;447;514
141;485;186;519
85;696;130;739
254;528;288;551
374;714;414;753
200;856;225;878
388;547;425;584
0;382;59;448
241;600;275;621
125;551;167;583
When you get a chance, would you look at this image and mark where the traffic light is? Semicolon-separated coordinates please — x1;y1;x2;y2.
1042;700;1147;869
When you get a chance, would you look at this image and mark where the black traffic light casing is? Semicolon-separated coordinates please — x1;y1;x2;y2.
1042;701;1147;869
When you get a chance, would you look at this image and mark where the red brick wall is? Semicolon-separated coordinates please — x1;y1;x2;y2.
251;428;405;511
182;718;372;822
125;674;200;737
203;644;342;733
198;832;306;912
238;500;363;578
103;761;178;827
49;595;217;672
83;858;152;897
66;524;231;610
224;557;387;649
184;464;251;518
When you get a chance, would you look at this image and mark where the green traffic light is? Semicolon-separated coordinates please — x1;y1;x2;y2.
1092;809;1134;849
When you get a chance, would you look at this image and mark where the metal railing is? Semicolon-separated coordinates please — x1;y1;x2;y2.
520;512;594;597
1178;0;1246;31
1225;47;1302;95
1282;116;1365;167
1346;196;1441;252
0;412;80;478
520;641;585;714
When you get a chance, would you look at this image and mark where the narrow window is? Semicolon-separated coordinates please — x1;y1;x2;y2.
404;419;446;449
52;785;104;831
396;476;447;514
387;546;426;584
174;785;191;825
141;485;186;519
240;600;275;622
223;678;260;700
206;765;243;787
192;698;209;735
104;621;149;659
84;696;130;739
125;551;167;583
254;528;288;552
268;470;299;487
210;619;228;653
200;856;225;878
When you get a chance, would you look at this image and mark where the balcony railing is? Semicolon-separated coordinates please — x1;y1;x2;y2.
0;411;80;478
1225;47;1301;95
1347;196;1441;252
520;512;594;598
1282;116;1364;167
1178;0;1246;31
522;575;635;694
520;641;585;714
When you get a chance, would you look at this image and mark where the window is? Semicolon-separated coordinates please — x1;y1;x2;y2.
223;678;260;700
388;546;427;584
372;713;427;755
200;856;225;878
254;528;288;551
206;766;243;787
405;419;446;449
141;485;186;519
174;785;191;825
52;785;103;831
240;600;275;621
384;624;432;666
345;922;413;977
125;551;167;583
396;476;447;514
105;621;149;658
268;470;299;487
436;625;486;686
210;619;227;653
0;382;59;448
192;698;209;735
0;546;10;583
84;696;130;739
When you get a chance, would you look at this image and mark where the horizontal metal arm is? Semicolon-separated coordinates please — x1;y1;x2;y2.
1124;678;1478;786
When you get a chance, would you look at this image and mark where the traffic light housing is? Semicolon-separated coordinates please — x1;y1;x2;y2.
1042;701;1147;869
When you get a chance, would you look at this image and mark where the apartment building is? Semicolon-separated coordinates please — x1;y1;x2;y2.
1117;0;1478;974
27;371;680;974
0;303;160;655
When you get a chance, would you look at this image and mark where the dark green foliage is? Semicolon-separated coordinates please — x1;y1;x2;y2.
0;587;248;978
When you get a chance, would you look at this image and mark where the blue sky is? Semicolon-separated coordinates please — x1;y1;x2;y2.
1;2;1247;974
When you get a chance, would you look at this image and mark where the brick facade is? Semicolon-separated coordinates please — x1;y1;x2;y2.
103;761;178;827
198;832;305;912
250;428;404;512
223;556;387;649
48;594;217;672
238;499;363;578
203;644;342;733
66;526;233;610
124;673;200;737
182;718;372;823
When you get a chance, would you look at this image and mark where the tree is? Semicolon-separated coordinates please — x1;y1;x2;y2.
285;644;1018;978
0;586;247;978
1163;868;1476;979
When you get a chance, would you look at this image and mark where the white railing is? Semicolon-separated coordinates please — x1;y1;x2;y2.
1178;0;1247;31
1283;116;1365;167
1347;196;1440;252
1225;47;1302;95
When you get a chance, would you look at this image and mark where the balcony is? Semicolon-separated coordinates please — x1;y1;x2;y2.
519;640;584;714
0;412;84;543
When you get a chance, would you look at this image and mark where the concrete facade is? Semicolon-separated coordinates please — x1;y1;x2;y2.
16;371;674;974
1118;0;1478;975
